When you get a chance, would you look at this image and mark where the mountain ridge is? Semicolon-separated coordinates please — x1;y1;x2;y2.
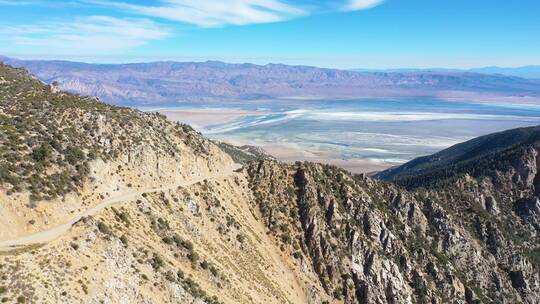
352;65;540;79
375;125;540;188
3;55;540;106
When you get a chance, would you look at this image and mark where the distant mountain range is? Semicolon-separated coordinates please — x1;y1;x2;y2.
352;66;540;79
2;55;540;106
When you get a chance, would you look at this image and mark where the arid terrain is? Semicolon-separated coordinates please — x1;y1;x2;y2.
1;65;540;304
156;109;401;173
2;0;540;302
157;100;540;174
158;108;269;129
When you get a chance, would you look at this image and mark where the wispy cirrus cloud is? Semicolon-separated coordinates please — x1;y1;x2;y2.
85;0;307;27
344;0;384;11
0;0;385;58
1;16;169;54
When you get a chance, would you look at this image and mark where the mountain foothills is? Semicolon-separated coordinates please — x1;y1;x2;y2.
1;63;540;304
2;56;540;106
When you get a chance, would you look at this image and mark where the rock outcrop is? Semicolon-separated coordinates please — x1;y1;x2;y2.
246;149;540;303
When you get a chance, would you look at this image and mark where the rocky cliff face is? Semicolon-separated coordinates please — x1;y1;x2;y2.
245;146;540;303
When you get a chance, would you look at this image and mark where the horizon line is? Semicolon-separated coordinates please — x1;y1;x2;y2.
1;54;540;71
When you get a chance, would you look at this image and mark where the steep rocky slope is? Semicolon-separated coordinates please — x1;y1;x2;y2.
245;157;540;303
0;64;232;240
1;64;540;303
0;64;319;304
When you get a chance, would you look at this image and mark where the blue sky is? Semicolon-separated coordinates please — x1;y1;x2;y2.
0;0;539;68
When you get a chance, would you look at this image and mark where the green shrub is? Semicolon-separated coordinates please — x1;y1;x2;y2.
120;235;128;246
97;221;112;235
64;147;85;165
200;260;209;270
236;233;246;243
188;251;199;264
151;254;164;270
31;143;52;162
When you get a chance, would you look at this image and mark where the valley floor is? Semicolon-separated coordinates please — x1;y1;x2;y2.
158;98;540;174
158;108;399;173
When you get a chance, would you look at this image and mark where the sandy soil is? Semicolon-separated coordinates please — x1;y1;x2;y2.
0;164;240;250
0;166;318;304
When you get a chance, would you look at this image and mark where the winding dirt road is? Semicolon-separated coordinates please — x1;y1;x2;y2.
0;164;240;251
